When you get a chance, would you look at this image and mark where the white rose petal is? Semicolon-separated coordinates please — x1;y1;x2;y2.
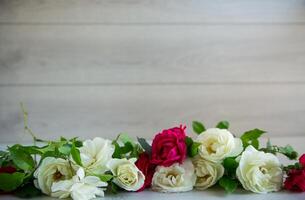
51;168;108;200
196;128;243;163
34;157;73;197
107;158;145;191
192;155;224;190
79;137;115;174
236;145;283;194
152;159;196;193
51;179;74;199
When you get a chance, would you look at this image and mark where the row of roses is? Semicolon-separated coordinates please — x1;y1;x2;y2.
0;121;305;199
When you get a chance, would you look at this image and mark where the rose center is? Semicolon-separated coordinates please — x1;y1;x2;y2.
259;166;268;174
166;172;178;179
207;145;216;154
53;170;63;181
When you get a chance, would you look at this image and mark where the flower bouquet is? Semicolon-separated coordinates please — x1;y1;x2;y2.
0;106;304;199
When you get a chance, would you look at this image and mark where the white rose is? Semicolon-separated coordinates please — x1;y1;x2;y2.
196;128;243;163
236;145;283;194
51;168;107;200
152;159;196;193
34;157;74;197
79;137;114;174
192;155;224;190
107;158;145;191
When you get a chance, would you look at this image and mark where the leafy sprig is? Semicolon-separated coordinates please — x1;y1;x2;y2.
260;139;298;160
112;133;143;159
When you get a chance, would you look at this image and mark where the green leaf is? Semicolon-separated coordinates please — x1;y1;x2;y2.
219;176;238;193
185;136;201;157
0;172;25;191
0;151;10;166
58;144;71;155
98;174;113;182
190;142;201;157
70;138;83;147
108;182;119;194
279;145;298;160
283;162;303;172
112;141;134;159
0;150;7;157
71;143;82;166
223;157;239;175
112;141;121;159
118;133;135;146
240;129;265;149
120;142;134;154
14;183;42;198
185;136;193;147
9;145;35;171
137;137;152;154
216;121;229;129
261;141;298;160
192;121;206;135
20;146;44;155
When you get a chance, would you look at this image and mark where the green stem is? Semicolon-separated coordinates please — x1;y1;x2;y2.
20;103;38;164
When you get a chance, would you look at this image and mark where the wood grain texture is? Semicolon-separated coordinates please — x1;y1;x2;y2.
1;0;305;24
0;84;304;143
1;25;305;85
1;0;305;142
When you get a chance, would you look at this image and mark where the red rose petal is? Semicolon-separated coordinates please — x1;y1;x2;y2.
299;154;305;167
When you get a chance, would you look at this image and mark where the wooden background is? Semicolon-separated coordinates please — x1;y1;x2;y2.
1;0;305;143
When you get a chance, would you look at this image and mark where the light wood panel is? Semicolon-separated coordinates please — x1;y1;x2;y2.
1;0;305;142
1;0;305;24
1;25;305;85
0;84;304;143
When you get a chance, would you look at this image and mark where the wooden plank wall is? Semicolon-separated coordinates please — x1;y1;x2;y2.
1;0;305;142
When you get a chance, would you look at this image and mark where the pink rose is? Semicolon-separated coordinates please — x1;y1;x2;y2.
151;125;187;167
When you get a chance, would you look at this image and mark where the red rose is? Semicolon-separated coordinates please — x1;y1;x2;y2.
0;166;16;174
284;153;305;192
299;154;305;167
0;166;17;194
151;125;187;167
135;153;156;191
284;169;305;192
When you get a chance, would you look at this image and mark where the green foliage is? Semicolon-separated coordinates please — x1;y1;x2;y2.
71;143;82;166
58;143;72;155
240;129;265;149
278;145;298;160
192;121;206;135
0;136;84;194
0;150;11;166
0;172;25;192
283;162;303;172
107;182;119;194
185;136;201;157
97;174;113;182
219;176;238;193
9;145;35;171
261;140;298;160
223;157;239;176
112;133;142;159
14;183;41;198
216;121;229;129
137;137;152;154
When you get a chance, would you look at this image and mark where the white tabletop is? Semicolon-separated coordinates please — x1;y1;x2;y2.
1;189;305;200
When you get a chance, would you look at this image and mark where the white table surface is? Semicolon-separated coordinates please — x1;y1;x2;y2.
1;136;305;200
1;189;305;200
